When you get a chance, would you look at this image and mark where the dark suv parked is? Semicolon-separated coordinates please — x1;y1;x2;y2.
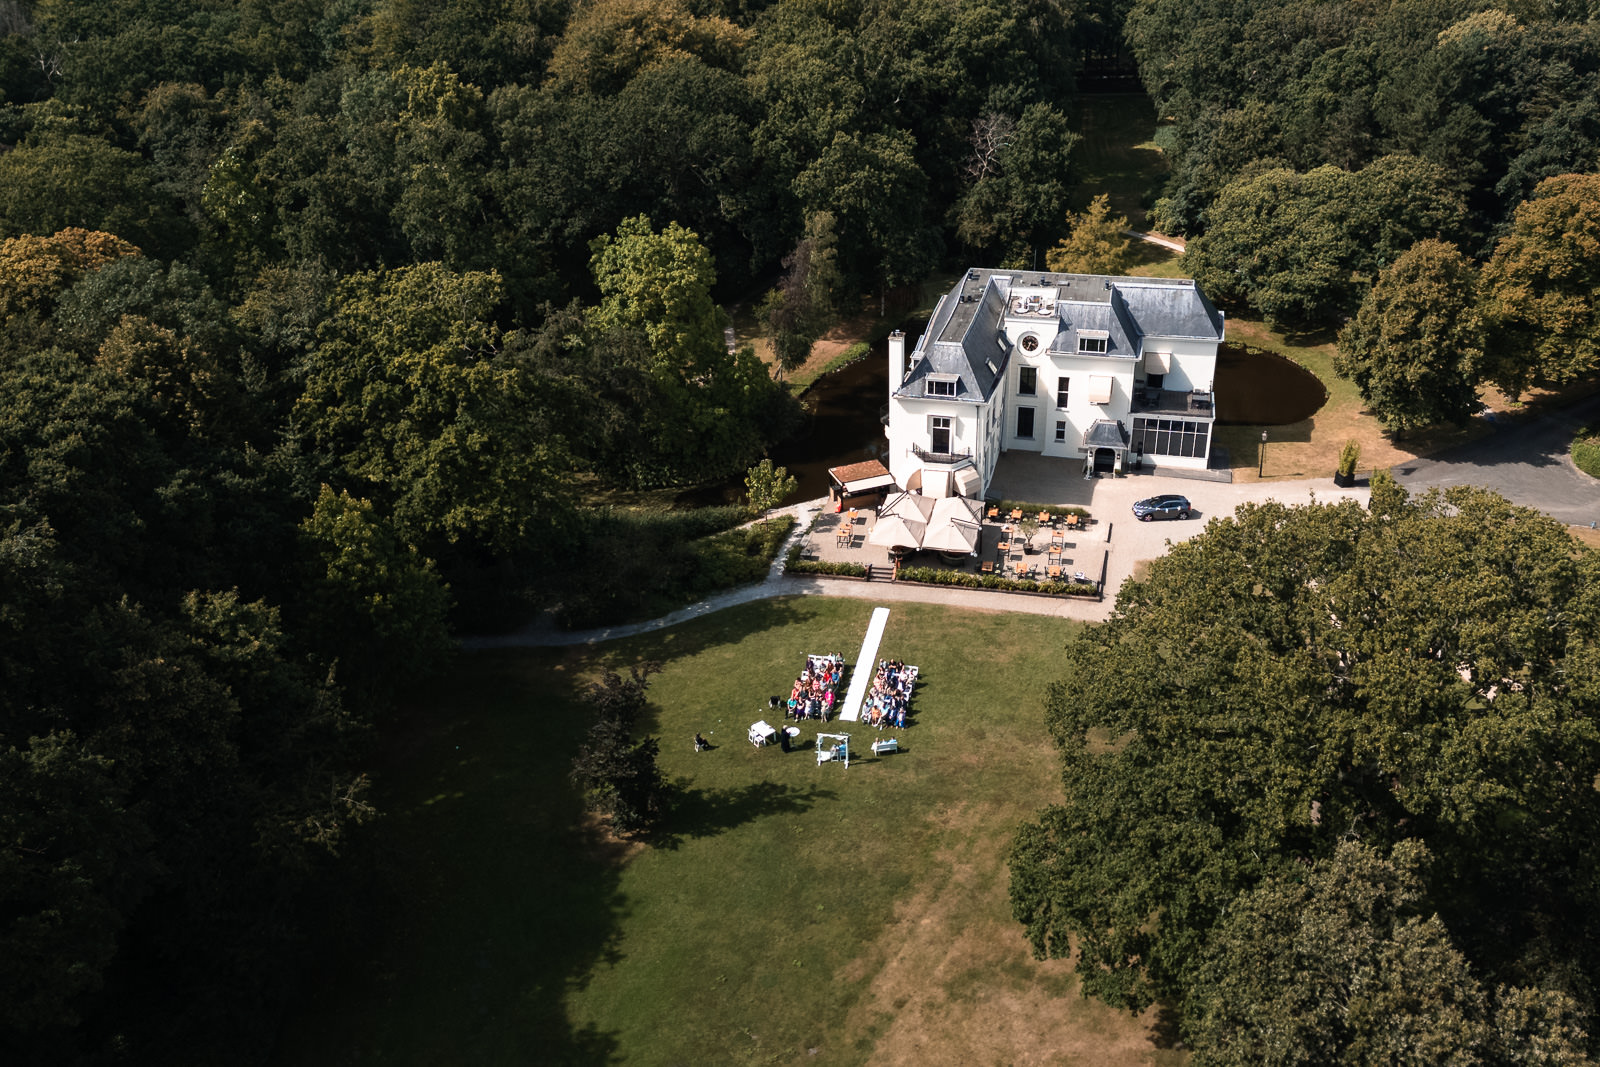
1132;494;1191;521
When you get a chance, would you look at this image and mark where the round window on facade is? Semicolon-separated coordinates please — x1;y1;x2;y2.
1020;333;1040;352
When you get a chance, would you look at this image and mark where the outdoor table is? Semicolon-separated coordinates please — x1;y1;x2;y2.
1064;514;1081;529
1010;508;1023;521
1048;565;1062;579
986;506;999;519
1051;529;1065;543
981;560;994;574
997;541;1010;554
847;509;858;523
1013;561;1029;577
1048;544;1062;558
1037;511;1051;523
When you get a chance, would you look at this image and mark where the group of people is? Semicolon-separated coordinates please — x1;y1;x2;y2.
785;653;845;722
863;659;917;731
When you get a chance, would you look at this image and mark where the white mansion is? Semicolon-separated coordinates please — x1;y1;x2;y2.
885;268;1226;498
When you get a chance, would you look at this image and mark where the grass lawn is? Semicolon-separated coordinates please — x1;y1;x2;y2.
1069;94;1167;229
276;598;1183;1066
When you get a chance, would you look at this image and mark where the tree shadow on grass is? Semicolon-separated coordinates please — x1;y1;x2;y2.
1148;1002;1185;1050
278;663;631;1066
655;780;836;848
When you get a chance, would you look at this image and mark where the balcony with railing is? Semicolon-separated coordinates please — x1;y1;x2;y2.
1132;386;1217;418
912;443;973;465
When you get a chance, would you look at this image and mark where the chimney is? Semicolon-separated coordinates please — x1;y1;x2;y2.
888;330;906;402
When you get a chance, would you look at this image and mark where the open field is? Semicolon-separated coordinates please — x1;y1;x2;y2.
276;598;1185;1066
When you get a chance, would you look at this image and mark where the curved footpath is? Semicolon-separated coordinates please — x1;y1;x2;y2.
463;475;1371;650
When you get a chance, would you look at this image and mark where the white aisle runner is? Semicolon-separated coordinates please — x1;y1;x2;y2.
838;606;890;721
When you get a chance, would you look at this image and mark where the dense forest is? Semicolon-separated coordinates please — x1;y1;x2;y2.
1011;481;1600;1064
1137;0;1600;428
0;0;1119;1061
6;0;1600;1061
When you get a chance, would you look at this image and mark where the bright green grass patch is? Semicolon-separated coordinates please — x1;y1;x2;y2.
789;341;872;393
1574;427;1600;478
277;598;1087;1066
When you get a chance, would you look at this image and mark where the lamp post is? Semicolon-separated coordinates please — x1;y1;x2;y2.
1259;430;1268;479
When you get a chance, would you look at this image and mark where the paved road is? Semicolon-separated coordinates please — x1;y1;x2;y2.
1393;393;1600;526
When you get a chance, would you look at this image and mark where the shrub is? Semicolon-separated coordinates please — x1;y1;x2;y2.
1337;439;1362;478
558;515;794;629
786;557;869;578
989;499;1089;521
896;566;1097;597
1573;428;1600;479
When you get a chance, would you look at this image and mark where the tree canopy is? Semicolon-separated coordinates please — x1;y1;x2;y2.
1011;486;1600;1054
1335;239;1485;434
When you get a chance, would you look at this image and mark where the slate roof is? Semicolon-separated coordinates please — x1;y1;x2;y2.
1051;293;1139;360
893;269;1223;403
897;273;1010;402
1084;419;1130;449
1112;278;1226;339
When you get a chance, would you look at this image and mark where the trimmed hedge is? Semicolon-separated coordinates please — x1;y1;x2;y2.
786;557;870;578
897;565;1098;597
784;541;870;577
988;498;1090;520
1573;428;1600;479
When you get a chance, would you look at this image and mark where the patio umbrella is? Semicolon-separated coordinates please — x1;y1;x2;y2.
921;496;983;553
867;512;926;551
879;491;935;524
868;491;933;550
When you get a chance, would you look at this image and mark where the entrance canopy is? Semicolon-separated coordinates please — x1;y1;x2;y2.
952;467;982;498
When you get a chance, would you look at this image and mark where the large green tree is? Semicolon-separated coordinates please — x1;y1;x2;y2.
1010;487;1600;1041
1335;239;1485;435
588;215;793;486
1184;157;1467;327
295;262;572;553
1480;173;1600;397
1185;841;1595;1066
0;131;183;256
1045;193;1133;276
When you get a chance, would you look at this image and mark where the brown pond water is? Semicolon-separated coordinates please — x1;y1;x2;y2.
1213;342;1328;425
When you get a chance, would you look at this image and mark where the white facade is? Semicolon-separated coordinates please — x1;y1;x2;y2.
886;269;1225;498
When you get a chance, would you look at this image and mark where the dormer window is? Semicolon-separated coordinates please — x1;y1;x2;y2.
1078;330;1109;354
927;375;959;397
